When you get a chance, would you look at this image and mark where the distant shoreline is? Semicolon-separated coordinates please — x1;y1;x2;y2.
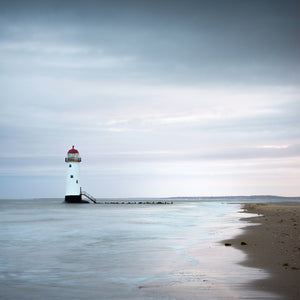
167;195;300;201
224;202;300;299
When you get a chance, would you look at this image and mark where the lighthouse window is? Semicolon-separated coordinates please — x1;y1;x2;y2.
69;164;72;167
70;175;73;178
76;180;78;184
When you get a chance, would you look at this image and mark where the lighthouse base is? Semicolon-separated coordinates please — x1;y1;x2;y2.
65;195;89;203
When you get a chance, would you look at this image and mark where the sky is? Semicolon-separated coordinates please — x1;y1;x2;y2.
0;0;299;198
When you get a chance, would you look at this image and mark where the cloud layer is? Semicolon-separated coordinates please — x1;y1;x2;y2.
0;0;299;198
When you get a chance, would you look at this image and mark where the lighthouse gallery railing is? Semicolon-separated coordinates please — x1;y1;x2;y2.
65;157;81;162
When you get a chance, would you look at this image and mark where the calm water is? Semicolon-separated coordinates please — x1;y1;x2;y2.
0;198;277;299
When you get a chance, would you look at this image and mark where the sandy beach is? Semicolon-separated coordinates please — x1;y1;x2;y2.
225;202;300;299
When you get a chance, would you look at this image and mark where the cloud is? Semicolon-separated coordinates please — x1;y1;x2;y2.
0;0;299;197
0;41;91;54
1;1;299;85
255;145;290;149
0;41;136;75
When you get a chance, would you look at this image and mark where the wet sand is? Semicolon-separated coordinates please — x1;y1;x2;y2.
225;202;300;299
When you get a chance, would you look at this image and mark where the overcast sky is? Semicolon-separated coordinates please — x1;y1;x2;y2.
0;0;299;198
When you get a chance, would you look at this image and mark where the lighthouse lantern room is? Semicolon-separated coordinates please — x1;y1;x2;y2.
65;146;82;203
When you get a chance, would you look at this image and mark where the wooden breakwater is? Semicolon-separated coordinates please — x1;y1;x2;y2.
94;201;173;205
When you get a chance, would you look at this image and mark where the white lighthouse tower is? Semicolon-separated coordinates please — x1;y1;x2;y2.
65;145;82;203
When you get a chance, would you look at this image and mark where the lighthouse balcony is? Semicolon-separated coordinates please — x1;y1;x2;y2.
65;157;81;162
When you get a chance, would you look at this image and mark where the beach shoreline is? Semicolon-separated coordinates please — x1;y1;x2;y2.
224;202;300;299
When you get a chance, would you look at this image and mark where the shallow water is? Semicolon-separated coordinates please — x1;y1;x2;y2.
0;199;276;299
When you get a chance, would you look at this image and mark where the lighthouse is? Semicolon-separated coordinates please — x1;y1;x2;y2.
65;145;82;203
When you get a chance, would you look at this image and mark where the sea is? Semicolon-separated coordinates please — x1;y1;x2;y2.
0;196;298;300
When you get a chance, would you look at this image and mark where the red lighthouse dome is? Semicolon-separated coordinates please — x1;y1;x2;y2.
68;145;79;154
